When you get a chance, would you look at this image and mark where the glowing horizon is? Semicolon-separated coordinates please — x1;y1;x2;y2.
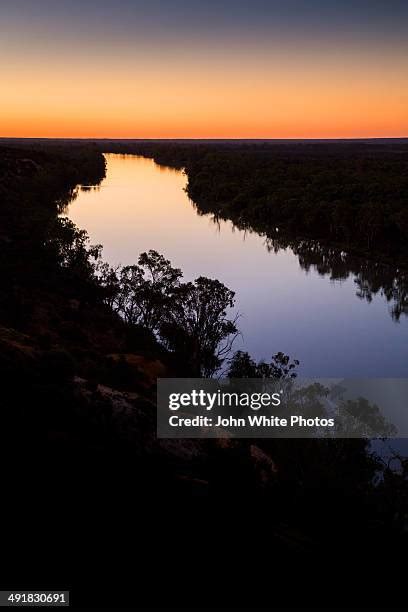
1;1;407;139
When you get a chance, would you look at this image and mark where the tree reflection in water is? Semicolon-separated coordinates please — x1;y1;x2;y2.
265;237;408;322
200;208;408;322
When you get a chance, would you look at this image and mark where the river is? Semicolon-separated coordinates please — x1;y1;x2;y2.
67;153;408;377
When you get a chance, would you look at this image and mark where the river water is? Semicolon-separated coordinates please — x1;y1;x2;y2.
67;153;408;377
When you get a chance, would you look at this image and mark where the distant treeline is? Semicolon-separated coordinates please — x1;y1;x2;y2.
103;140;408;263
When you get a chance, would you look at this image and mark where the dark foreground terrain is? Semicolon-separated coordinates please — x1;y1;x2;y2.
0;140;407;608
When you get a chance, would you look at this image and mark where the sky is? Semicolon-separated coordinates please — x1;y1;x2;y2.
1;0;407;138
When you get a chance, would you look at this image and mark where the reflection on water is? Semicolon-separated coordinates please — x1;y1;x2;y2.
66;154;408;377
249;234;407;322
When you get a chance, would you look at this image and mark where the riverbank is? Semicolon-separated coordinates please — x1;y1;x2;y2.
0;143;294;494
98;139;408;267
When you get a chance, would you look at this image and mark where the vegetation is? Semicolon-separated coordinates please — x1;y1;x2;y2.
227;350;299;379
117;140;408;263
117;140;407;320
99;250;238;376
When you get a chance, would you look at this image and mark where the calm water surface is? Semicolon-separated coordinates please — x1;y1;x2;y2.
67;154;408;377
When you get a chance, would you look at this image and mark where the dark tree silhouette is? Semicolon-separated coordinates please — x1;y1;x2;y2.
100;251;238;376
228;350;299;379
160;276;238;376
106;250;182;329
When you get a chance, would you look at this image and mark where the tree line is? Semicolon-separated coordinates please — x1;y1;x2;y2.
116;140;408;263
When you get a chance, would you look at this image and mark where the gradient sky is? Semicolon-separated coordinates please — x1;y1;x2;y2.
1;0;407;138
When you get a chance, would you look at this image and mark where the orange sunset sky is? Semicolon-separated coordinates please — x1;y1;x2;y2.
1;1;407;139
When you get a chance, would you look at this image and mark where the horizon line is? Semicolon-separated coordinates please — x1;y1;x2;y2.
1;136;408;142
